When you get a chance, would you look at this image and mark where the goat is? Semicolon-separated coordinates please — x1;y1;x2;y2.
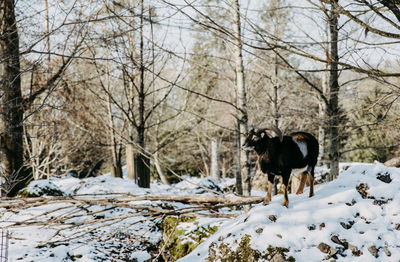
243;125;319;207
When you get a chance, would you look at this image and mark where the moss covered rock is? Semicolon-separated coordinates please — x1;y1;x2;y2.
161;216;219;261
207;235;295;262
19;180;64;197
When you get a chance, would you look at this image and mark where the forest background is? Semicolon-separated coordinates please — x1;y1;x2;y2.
1;0;399;197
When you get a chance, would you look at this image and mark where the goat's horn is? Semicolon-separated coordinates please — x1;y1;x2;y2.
259;124;283;142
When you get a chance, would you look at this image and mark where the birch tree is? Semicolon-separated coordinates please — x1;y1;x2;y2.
232;0;251;197
327;0;340;180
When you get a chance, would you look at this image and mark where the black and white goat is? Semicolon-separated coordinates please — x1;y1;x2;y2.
243;125;319;207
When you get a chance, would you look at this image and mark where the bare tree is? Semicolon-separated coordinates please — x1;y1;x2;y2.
0;0;25;196
210;138;221;183
232;0;251;198
327;0;340;180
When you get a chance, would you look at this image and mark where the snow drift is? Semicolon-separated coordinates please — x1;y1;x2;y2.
179;162;400;261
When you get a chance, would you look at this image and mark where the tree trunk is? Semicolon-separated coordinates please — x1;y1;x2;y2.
319;22;329;167
135;152;150;188
106;58;122;178
273;54;280;128
133;0;150;188
43;0;50;64
126;143;136;182
291;174;301;194
327;1;340;181
0;0;29;196
235;122;242;195
154;151;170;185
232;0;251;205
210;138;220;183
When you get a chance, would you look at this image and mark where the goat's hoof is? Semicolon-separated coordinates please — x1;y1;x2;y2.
296;190;303;195
263;200;270;205
282;202;289;208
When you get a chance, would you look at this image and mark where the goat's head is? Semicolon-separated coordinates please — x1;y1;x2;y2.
242;125;283;154
243;128;268;153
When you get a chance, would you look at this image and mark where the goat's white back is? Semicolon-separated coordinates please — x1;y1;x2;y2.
292;137;308;158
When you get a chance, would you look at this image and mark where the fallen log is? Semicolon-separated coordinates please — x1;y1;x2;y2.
384;156;400;167
0;194;265;209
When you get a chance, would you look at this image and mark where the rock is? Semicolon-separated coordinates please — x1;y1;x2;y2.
19;180;64;197
345;199;357;206
373;199;390;206
348;244;362;257
269;215;277;222
361;216;371;224
331;235;343;245
319;223;326;230
376;172;392;183
356;183;374;199
307;224;316;231
340;221;354;229
256;228;263;234
382;246;391;257
317;242;331;254
368;245;379;258
208;237;294;262
271;252;285;262
194;177;224;194
394;224;400;230
329;247;337;257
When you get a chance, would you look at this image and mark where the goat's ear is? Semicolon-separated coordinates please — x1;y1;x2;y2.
248;128;255;137
260;131;266;138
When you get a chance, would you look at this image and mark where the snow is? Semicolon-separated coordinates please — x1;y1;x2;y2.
1;162;400;261
179;162;400;261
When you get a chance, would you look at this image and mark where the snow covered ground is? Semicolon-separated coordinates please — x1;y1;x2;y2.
0;162;399;261
180;162;400;261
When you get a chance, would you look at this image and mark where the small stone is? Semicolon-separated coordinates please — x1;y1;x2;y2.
373;199;389;206
256;228;263;234
340;220;354;229
271;252;285;262
356;183;374;199
368;245;379;258
276;234;282;239
317;242;331;254
348;244;362;257
331;235;343;245
269;215;277;222
307;224;316;231
394;224;400;230
346;199;357;206
382;246;391;257
328;247;337;257
319;223;326;230
376;172;392;183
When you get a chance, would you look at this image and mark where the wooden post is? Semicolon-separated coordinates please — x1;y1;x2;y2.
210;138;220;183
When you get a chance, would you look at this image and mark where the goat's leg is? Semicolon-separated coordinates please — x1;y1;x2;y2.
263;174;274;205
307;167;315;197
296;172;308;194
263;179;273;205
282;174;290;208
